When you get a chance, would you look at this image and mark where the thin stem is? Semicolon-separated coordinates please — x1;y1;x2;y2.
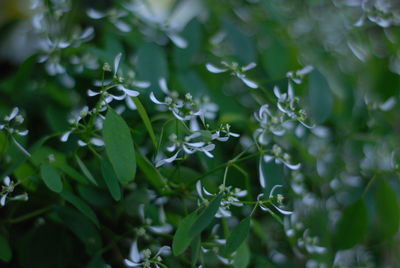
9;205;53;224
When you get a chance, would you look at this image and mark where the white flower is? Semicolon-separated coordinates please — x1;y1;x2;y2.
262;144;301;170
206;61;258;88
124;240;171;268
211;124;240;142
254;105;285;145
196;181;247;218
87;8;132;32
138;204;173;235
155;132;216;167
286;65;313;84
150;79;201;121
257;185;293;215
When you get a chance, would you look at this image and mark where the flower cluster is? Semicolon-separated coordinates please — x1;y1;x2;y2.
196;181;247;218
0;107;30;156
152;78;239;167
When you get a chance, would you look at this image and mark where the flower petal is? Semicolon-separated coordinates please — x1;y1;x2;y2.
6;107;19;121
114;53;122;76
240;76;258;89
155;151;180;167
149;92;165;105
87;89;100;97
133;81;151;88
167;32;188;48
205;63;228;73
158;78;169;94
129;240;141;263
87;9;106;19
148;224;173;234
242;62;257;71
272;204;293;215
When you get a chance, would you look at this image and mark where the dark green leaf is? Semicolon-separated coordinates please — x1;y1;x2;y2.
136;152;168;193
40;164;63;193
234;243;250;268
189;192;223;237
136;42;168;92
61;190;100;228
375;180;400;238
334;199;368;250
172;211;198;256
309;70;333;124
0;234;12;262
55;205;102;254
225;216;251;255
103;108;136;184
131;97;157;149
101;157;121;201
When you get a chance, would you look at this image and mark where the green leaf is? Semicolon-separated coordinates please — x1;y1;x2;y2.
40;164;63;193
75;155;98;186
234;243;250;268
334;199;368;250
131;97;157;149
0;234;12;262
55;205;102;255
136;152;168;193
61;190;100;228
100;157;121;201
375;180;400;238
309;70;333;124
189;192;223;237
136;42;168;92
225;216;251;255
103;108;136;184
191;235;201;268
172;211;198;256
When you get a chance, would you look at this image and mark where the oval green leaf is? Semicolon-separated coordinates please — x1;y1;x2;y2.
234;243;250;268
334;199;368;250
40;164;63;193
101;157;121;201
225;216;251;255
103;108;136;184
309;70;333;124
189;192;223;237
375;180;400;238
172;211;198;256
0;234;12;262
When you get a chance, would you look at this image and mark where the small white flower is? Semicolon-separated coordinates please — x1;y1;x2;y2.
124;240;170;268
206;61;258;88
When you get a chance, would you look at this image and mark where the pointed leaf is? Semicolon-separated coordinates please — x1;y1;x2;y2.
131;97;157;149
136;152;169;194
225;217;251;255
375;180;400;238
189;192;223;237
40;164;63;193
334;199;368;250
103;108;136;184
101;157;121;201
75;155;98;186
309;70;333;124
0;234;12;262
172;211;197;256
234;243;250;268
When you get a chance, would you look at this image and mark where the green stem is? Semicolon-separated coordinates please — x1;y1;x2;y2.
9;205;53;224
